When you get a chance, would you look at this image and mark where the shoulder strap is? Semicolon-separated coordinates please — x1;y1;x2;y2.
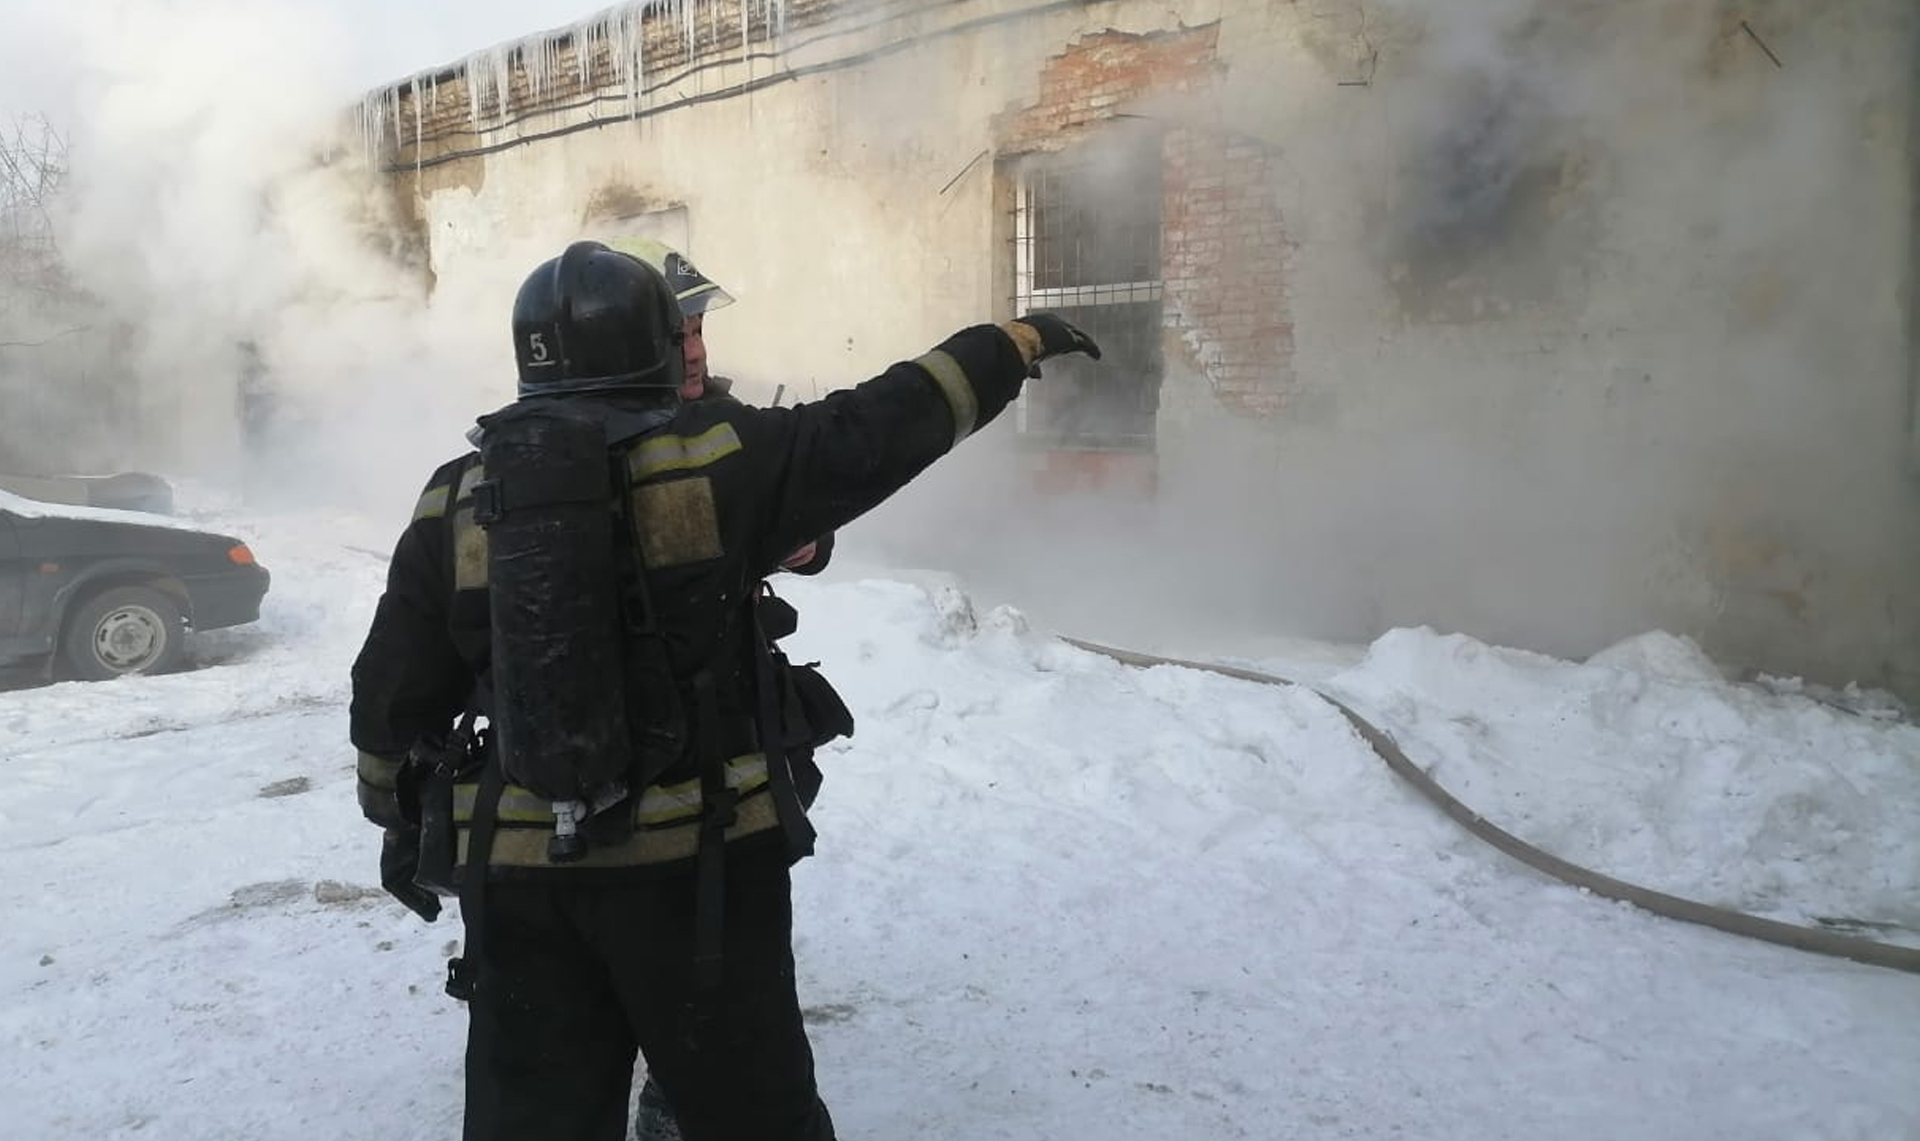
610;444;689;788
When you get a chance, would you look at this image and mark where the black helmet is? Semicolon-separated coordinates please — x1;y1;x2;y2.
511;240;686;398
606;237;736;317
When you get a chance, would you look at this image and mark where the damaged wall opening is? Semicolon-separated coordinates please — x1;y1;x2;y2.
1008;134;1164;456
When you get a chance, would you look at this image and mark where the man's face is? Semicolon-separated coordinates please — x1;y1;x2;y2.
678;313;707;400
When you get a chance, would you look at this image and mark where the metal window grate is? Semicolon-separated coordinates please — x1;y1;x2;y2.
1018;301;1163;449
1011;138;1164;451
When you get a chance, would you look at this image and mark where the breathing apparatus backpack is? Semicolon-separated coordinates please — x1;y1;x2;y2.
470;397;685;861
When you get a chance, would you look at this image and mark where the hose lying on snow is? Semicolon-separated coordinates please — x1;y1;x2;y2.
1064;637;1920;977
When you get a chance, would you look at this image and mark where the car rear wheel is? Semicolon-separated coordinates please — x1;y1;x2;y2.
61;585;187;680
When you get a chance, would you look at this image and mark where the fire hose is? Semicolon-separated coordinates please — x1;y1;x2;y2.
1064;637;1920;977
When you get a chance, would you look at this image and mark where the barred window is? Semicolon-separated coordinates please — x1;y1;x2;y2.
1009;134;1164;452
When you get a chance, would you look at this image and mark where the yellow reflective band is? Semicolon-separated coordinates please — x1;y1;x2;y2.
914;350;978;447
454;785;561;825
636;755;769;825
452;507;488;591
452;754;771;828
455;463;486;501
459;791;781;868
411;484;451;521
627;424;743;482
357;751;404;790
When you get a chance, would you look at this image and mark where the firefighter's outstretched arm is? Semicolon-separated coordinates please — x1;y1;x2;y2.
755;314;1099;563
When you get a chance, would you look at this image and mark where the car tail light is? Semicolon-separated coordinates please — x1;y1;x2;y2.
227;544;257;566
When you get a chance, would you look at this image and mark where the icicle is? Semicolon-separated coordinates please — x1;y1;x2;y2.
491;43;512;122
463;42;509;128
576;5;620;93
409;76;423;173
357;90;375;168
466;51;484;126
603;1;646;120
574;13;591;90
387;86;403;163
524;30;552;104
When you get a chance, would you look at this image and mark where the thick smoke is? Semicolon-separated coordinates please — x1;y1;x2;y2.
0;0;583;513
1;0;1909;692
855;0;1918;693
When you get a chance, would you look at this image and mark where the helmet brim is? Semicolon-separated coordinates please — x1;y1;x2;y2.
679;283;735;316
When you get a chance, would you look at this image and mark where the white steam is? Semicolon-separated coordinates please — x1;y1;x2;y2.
0;1;586;511
860;0;1919;695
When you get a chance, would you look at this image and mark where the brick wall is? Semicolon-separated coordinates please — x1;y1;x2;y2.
996;25;1294;420
1161;127;1294;417
371;6;1297;421
996;28;1219;155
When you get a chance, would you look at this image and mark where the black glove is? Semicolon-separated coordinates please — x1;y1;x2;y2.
1014;312;1102;377
380;828;441;922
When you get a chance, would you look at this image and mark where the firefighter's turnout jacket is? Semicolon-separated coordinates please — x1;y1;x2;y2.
696;372;838;575
351;324;1029;874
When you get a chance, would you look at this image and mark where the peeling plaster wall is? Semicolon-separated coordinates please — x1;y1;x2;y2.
374;0;1920;697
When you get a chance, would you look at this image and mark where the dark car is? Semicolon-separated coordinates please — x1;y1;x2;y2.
0;490;271;680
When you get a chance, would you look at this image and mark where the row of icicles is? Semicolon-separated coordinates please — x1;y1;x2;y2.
355;0;788;167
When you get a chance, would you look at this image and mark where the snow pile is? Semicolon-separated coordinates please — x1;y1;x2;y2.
1325;627;1920;939
1;507;1916;1139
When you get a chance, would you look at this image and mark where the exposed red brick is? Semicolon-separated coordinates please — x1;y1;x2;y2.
1160;124;1294;418
994;23;1295;439
995;27;1223;153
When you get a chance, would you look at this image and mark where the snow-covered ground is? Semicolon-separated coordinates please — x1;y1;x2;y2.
2;501;1917;1141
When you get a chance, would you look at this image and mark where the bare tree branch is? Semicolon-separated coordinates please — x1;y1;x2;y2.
0;114;76;318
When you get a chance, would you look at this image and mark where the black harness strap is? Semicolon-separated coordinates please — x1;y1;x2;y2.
611;458;687;792
445;750;504;1002
443;680;503;1003
691;667;736;995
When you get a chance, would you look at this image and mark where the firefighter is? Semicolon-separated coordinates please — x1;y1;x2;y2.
608;237;829;1141
350;239;1098;1141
